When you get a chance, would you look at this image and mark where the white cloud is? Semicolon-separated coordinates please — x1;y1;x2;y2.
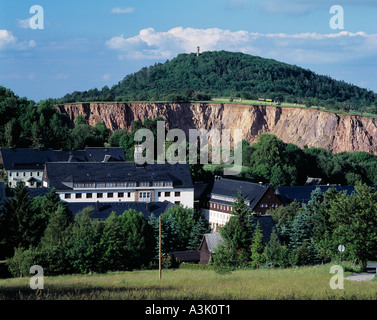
0;30;17;50
110;7;134;14
102;73;111;81
106;27;256;60
105;27;377;65
0;29;36;51
17;18;31;29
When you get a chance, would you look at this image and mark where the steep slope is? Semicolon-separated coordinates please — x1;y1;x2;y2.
57;103;377;154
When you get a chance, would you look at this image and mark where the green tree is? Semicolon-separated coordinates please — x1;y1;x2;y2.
4;118;21;148
263;229;289;268
187;214;210;250
212;242;238;275
99;212;125;272
66;207;103;274
164;205;195;249
120;209;155;270
329;184;377;269
250;222;266;268
220;191;253;252
0;182;43;258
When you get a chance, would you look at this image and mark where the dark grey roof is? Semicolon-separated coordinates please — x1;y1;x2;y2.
169;251;200;263
275;185;365;204
194;182;210;201
253;215;276;244
210;178;269;210
53;150;87;162
0;147;126;171
27;187;52;198
67;201;173;220
202;232;224;253
4;187;52;199
53;147;126;163
44;162;194;191
0;148;55;170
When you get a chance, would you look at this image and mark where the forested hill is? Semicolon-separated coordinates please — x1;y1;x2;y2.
58;50;377;113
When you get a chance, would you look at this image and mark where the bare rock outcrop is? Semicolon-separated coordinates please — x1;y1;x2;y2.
56;103;377;154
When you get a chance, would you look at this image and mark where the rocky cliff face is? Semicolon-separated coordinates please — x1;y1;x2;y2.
56;102;377;154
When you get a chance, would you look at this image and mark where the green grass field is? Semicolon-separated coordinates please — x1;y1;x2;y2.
1;263;377;300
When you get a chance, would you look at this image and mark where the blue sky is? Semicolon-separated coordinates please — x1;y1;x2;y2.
1;0;377;102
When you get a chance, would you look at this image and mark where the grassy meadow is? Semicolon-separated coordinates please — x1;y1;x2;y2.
1;263;377;300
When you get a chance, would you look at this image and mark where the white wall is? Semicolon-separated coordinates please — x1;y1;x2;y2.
202;208;232;231
59;187;195;208
154;188;194;208
7;170;43;188
59;190;136;203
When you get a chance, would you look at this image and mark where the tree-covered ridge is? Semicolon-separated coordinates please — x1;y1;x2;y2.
57;51;377;112
0;87;110;150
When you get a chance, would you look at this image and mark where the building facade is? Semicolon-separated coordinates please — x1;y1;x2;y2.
202;178;282;231
0;147;126;189
42;162;195;208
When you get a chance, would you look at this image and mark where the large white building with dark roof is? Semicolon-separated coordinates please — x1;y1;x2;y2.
42;161;195;208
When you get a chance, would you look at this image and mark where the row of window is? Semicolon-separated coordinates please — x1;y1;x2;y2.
158;191;181;197
210;202;280;211
260;203;279;208
64;191;182;200
210;211;230;221
65;192;132;199
73;181;173;189
209;202;234;212
9;171;41;178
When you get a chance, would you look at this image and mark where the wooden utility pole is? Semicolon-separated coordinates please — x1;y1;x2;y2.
159;215;162;280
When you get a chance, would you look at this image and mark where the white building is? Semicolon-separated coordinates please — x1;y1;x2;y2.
42;161;195;209
202;178;282;231
0;147;126;189
0;148;55;188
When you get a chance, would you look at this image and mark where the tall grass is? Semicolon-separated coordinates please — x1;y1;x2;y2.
1;264;377;300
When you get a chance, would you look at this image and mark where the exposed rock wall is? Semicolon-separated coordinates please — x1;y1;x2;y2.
56;103;377;154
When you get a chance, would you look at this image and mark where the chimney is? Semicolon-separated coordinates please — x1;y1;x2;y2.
134;145;144;165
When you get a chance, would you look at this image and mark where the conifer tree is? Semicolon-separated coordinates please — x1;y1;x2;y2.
250;222;266;268
220;191;253;251
263;229;284;268
0;182;43;258
187;215;210;250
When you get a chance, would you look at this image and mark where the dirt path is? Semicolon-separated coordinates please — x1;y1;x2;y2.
345;274;375;281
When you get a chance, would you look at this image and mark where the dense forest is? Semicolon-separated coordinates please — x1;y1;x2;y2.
56;51;377;113
0;86;110;150
232;134;377;188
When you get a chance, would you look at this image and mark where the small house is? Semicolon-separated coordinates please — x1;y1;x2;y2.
198;232;224;265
